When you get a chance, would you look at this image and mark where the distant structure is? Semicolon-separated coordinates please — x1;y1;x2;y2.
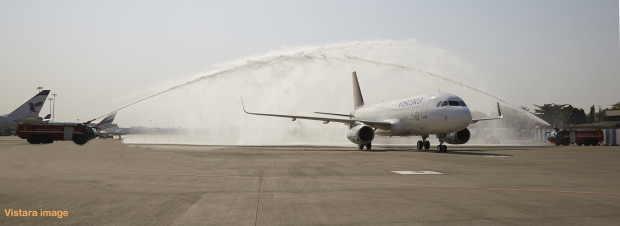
605;110;620;121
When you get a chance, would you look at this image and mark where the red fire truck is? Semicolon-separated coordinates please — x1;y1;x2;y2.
16;123;98;145
546;127;604;146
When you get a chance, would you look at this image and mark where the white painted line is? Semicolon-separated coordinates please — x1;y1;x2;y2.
485;155;511;158
391;171;443;175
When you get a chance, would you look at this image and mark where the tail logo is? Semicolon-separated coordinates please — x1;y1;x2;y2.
29;102;44;112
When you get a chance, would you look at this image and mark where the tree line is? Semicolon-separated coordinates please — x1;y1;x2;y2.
532;102;620;127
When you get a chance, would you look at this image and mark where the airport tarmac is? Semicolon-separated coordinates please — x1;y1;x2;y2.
1;136;620;225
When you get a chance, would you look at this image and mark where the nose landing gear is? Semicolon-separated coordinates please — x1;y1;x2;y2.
436;134;448;153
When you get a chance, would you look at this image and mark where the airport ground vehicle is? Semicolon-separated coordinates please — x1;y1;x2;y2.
546;128;604;146
16;123;98;145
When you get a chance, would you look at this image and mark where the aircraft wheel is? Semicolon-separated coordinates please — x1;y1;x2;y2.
42;135;54;144
73;135;88;145
358;144;364;150
436;145;442;153
424;141;430;150
417;141;423;150
27;136;39;144
366;143;372;150
442;145;447;153
562;139;570;146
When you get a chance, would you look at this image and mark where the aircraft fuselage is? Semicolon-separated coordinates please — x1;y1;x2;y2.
355;92;472;136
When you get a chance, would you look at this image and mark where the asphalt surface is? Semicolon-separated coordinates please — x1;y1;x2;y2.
1;136;620;225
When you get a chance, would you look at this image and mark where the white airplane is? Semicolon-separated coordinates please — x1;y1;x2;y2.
243;72;503;152
87;112;118;130
0;90;51;134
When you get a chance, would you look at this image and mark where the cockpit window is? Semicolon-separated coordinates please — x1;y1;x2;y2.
438;100;467;107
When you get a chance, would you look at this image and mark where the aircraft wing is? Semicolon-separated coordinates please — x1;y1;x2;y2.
242;103;392;130
472;102;504;124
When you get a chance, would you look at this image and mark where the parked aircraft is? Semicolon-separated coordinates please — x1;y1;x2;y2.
0;90;50;135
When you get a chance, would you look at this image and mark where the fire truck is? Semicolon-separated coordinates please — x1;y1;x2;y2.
16;123;98;145
546;127;604;146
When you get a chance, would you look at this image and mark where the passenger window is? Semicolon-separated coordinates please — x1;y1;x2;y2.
441;101;448;107
436;101;442;107
449;101;459;106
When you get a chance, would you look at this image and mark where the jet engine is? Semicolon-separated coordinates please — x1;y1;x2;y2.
445;128;470;144
347;124;374;145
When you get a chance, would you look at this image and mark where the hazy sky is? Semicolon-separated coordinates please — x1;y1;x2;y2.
1;0;619;125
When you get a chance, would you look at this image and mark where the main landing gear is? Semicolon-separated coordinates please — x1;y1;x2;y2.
416;134;430;150
358;143;372;150
436;134;448;153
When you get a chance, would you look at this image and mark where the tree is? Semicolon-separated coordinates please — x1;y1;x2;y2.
564;105;586;125
534;103;567;126
611;102;620;110
533;103;587;126
589;105;595;123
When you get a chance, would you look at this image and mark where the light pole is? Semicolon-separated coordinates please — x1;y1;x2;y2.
48;97;53;120
51;93;57;122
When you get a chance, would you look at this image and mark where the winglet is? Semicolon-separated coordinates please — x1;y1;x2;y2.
471;102;504;124
497;102;504;119
240;96;249;114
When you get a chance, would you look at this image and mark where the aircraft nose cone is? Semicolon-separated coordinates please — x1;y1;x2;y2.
454;107;473;128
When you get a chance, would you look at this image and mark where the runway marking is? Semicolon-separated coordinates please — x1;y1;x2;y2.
78;171;620;196
485;155;511;158
391;171;443;175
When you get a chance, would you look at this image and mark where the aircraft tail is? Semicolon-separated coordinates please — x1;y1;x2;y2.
352;72;365;109
8;90;50;119
94;112;117;128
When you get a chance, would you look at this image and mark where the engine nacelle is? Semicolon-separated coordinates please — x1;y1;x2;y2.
347;124;374;145
445;128;471;144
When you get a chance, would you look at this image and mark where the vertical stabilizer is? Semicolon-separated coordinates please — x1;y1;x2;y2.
8;90;50;118
352;72;365;109
94;112;117;128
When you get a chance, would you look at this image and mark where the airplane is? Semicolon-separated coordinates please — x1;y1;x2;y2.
242;72;503;153
88;112;118;130
0;90;51;135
